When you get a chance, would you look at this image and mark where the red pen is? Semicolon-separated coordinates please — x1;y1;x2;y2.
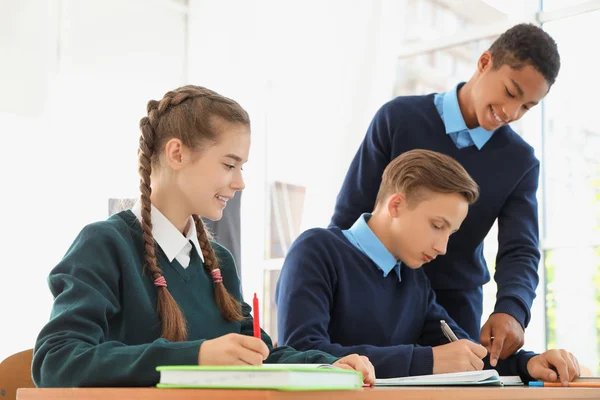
253;292;261;339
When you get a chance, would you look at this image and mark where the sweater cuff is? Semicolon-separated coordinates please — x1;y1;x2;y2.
516;351;537;383
493;298;528;329
313;351;341;365
409;346;433;376
190;339;207;364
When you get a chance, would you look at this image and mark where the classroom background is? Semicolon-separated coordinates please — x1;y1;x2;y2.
1;0;599;375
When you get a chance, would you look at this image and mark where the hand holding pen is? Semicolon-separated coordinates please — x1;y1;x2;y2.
440;320;583;386
431;320;488;374
196;293;268;366
440;319;459;342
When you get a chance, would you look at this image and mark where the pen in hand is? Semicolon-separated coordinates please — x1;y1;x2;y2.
253;293;261;339
440;320;459;343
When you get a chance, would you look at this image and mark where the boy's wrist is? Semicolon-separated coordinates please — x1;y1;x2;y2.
493;298;528;329
409;346;434;376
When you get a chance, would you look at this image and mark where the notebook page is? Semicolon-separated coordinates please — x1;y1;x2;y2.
376;369;499;385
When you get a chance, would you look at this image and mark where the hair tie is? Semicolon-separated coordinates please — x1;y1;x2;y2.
211;268;223;284
154;276;167;288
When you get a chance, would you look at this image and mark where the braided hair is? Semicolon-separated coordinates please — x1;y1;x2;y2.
138;86;248;341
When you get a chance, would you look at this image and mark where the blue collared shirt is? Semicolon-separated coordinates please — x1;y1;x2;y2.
433;83;494;150
342;213;402;281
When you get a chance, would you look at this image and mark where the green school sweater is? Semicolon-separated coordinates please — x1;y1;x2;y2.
33;210;338;387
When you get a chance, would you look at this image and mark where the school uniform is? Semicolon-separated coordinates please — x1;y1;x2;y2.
330;84;541;338
33;203;338;388
276;214;535;379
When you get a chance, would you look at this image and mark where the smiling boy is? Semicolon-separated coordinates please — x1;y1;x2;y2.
329;24;560;365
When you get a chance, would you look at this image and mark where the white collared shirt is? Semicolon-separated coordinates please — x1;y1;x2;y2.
131;201;204;268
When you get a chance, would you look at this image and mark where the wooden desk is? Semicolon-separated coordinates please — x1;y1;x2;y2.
17;386;600;400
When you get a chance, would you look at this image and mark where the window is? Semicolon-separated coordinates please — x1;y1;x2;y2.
267;182;306;259
542;9;600;374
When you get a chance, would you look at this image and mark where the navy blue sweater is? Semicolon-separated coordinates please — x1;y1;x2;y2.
276;228;535;379
330;94;541;329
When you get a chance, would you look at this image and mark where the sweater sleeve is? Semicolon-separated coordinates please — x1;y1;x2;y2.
417;280;537;382
239;303;340;365
329;102;395;229
418;279;470;346
212;242;340;366
493;162;541;328
33;224;203;388
485;351;537;382
275;232;433;378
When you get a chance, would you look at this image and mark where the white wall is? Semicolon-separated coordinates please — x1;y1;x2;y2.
0;0;58;361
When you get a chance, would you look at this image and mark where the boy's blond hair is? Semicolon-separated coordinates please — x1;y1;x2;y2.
375;149;480;208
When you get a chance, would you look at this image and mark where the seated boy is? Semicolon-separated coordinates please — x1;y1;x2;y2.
276;149;580;384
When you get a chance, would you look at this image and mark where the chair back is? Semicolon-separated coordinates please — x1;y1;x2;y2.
0;349;35;400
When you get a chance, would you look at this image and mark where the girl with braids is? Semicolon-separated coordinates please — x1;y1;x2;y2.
32;85;375;388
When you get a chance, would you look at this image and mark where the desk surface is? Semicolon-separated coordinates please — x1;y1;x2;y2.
17;386;600;400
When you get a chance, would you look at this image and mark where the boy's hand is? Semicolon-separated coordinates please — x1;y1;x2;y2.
527;349;580;386
199;333;270;365
432;339;487;374
333;354;376;385
480;313;524;366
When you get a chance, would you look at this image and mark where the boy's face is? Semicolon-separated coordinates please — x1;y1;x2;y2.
471;51;549;131
387;191;469;269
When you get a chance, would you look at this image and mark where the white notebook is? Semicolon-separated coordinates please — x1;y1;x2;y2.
156;364;362;391
577;376;600;382
376;370;515;386
501;375;524;386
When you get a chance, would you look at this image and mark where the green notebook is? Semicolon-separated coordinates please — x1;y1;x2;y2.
156;364;363;391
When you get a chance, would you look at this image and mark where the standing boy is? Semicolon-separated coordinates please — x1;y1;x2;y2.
330;24;560;366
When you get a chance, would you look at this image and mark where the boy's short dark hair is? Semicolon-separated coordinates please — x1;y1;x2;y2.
489;23;560;86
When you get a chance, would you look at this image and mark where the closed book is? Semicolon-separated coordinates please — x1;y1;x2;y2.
156;364;362;391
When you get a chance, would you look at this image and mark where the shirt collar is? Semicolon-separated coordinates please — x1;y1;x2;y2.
131;201;204;263
442;83;494;150
346;213;401;280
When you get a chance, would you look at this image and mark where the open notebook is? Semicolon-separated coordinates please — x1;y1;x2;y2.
577;376;600;382
156;364;362;391
376;370;523;386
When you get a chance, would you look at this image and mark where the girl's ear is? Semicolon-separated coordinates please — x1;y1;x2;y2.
164;138;185;170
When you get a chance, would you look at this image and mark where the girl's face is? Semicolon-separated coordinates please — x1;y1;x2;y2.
167;121;251;222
